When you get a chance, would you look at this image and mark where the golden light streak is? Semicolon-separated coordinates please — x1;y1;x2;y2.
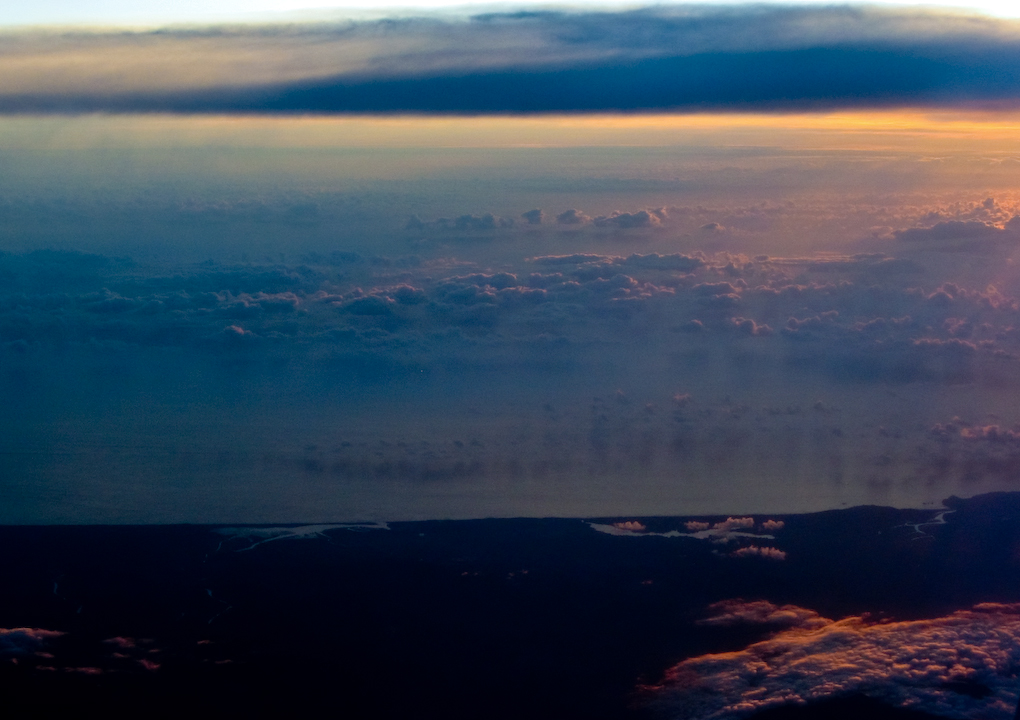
6;110;1020;152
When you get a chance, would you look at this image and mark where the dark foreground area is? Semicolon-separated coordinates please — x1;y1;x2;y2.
4;493;1020;719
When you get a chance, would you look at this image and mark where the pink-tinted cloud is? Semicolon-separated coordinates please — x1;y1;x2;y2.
761;520;785;532
713;517;755;532
731;545;786;560
697;600;829;630
102;636;136;649
65;666;103;675
613;521;647;532
0;628;64;657
643;602;1020;719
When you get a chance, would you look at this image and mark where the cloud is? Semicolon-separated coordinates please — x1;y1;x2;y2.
593;210;662;229
407;213;515;231
8;7;1020;113
729;317;772;336
103;636;136;649
713;517;755;532
521;209;544;225
697;600;827;629
613;520;647;532
643;602;1020;720
731;545;786;560
556;209;590;225
894;219;1019;244
0;628;64;657
6;217;1020;522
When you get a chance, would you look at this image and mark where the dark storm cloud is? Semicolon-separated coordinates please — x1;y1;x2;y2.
6;6;1020;113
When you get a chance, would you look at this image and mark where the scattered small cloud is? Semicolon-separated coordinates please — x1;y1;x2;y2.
556;209;590;225
713;517;755;532
731;545;786;560
613;521;647;532
521;209;544;225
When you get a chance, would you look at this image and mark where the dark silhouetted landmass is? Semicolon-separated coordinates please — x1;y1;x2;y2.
4;493;1020;718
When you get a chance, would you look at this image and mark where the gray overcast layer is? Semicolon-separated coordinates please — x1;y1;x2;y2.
5;6;1020;113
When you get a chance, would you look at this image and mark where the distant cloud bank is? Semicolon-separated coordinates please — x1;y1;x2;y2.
5;6;1020;113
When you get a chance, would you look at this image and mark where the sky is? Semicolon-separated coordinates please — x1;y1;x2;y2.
4;3;1020;523
5;0;1020;26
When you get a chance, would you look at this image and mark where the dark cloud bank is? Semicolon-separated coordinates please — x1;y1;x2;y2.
7;6;1020;113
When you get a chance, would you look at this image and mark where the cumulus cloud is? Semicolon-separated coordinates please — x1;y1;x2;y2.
613;520;648;532
521;209;544;225
729;317;772;336
894;219;1019;244
593;210;662;229
713;517;755;532
407;213;514;231
643;602;1020;720
731;545;786;560
556;209;590;225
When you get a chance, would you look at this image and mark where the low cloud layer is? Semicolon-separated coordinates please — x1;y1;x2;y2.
643;601;1020;719
6;196;1020;521
5;6;1020;113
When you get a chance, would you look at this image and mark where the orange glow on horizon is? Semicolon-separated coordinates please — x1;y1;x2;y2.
7;109;1020;153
